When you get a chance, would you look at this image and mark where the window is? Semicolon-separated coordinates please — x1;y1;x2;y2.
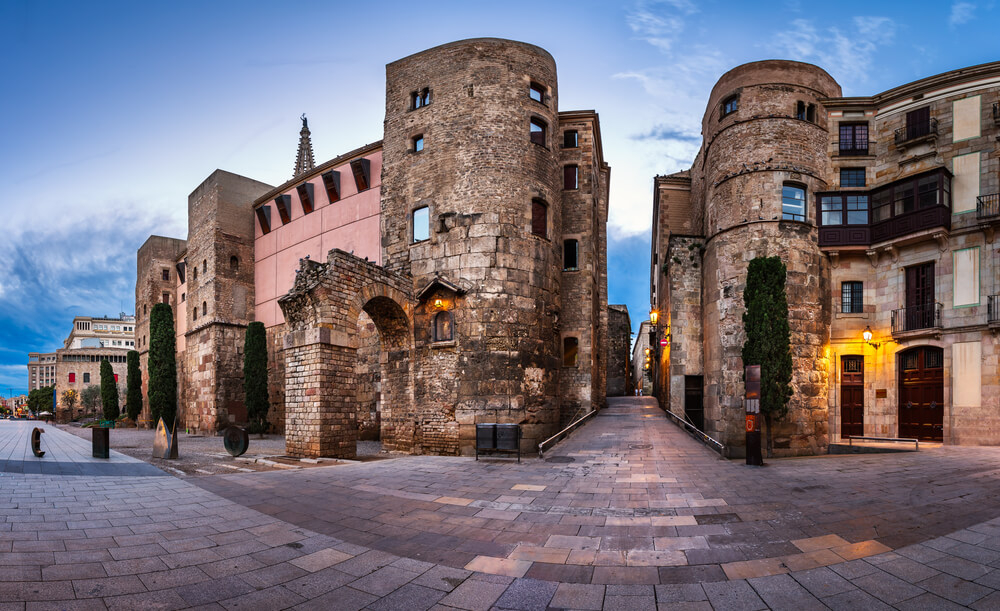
841;281;864;313
531;199;547;238
563;337;579;367
274;194;292;224
68;373;75;384
202;260;207;274
846;195;868;225
255;205;272;235
297;183;314;214
838;123;869;155
411;88;431;110
412;206;429;242
321;170;341;203
350;158;371;192
564;165;578;190
871;189;891;223
796;101;806;120
202;302;207;316
781;184;806;221
841;168;865;188
83;373;90;384
192;265;198;281
433;311;453;342
807;104;815;122
563;239;579;271
563;130;578;148
820;195;842;225
161;269;169;281
904;106;932;140
412;135;424;152
721;94;738;118
530;118;547;147
114;374;118;383
529;81;545;104
230;256;239;271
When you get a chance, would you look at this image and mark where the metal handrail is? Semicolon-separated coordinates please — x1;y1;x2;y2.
891;302;942;333
894;117;938;145
989;295;1000;324
662;408;724;454
977;193;1000;220
847;435;918;450
835;141;870;156
537;409;597;457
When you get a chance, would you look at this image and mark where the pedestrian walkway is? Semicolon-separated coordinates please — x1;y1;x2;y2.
0;419;165;476
1;398;999;609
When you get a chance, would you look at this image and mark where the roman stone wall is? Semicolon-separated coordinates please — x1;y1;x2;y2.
606;305;631;396
381;39;566;452
264;324;287;433
666;237;704;419
355;311;380;441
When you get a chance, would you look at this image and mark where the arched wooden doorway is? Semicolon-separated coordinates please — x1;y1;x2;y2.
898;346;943;441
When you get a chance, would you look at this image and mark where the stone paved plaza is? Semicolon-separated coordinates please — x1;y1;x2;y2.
2;398;1000;609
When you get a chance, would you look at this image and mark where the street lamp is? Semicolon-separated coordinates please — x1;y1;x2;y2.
649;310;659;326
862;325;881;349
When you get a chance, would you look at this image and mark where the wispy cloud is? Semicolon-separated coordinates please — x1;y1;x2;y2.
769;16;896;91
949;1;976;26
625;0;698;53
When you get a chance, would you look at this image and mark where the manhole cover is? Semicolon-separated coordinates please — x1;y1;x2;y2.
629;444;653;450
546;456;575;463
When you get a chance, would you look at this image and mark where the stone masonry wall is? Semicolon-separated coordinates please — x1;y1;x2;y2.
606;305;631;396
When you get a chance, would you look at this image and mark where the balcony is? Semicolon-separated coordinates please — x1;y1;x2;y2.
989;295;1000;328
891;303;942;337
835;140;870;156
894;117;938;148
978;193;1000;221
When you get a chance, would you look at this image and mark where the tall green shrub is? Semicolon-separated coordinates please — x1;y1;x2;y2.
148;303;177;429
100;358;119;421
742;256;793;458
243;321;270;436
125;350;142;421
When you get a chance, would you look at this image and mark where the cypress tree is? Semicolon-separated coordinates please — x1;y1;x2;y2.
100;359;120;421
243;321;270;436
125;350;142;421
742;256;793;458
148;303;177;429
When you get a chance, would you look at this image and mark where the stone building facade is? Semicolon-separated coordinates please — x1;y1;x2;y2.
135;38;611;456
606;304;632;396
652;60;1000;456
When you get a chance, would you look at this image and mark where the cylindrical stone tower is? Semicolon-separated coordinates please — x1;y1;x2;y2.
697;60;841;456
381;38;564;452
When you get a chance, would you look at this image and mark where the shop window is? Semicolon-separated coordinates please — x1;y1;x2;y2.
530;118;547;147
433;311;453;342
564;239;579;271
564;165;578;190
563;337;579;367
531;199;547;238
563;130;578;148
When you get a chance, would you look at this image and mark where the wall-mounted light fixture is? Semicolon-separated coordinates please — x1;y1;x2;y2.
433;298;444;309
649;310;660;326
862;325;881;349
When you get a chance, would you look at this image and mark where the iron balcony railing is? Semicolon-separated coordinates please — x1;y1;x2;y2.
836;140;870;156
891;303;942;334
989;295;1000;325
978;193;1000;220
894;117;938;145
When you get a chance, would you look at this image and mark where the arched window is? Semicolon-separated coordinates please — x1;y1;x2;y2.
413;206;430;242
202;260;207;274
531;199;547;238
230;256;239;271
433;311;453;342
563;337;579;367
202;301;207;316
529;81;545;104
192;266;198;281
530;118;547;147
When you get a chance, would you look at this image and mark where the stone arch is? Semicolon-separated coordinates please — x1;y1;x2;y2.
278;249;414;458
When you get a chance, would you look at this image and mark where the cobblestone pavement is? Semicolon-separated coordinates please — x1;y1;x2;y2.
2;397;1000;609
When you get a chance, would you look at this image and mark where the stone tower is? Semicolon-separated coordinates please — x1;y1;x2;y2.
182;170;272;432
380;39;566;448
694;61;841;454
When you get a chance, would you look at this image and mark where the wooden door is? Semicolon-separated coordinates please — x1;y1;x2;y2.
905;262;935;330
898;347;944;441
840;356;864;437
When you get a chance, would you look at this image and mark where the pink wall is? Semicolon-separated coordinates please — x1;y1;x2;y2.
254;150;383;329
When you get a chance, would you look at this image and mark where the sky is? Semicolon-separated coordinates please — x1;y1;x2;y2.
0;0;997;396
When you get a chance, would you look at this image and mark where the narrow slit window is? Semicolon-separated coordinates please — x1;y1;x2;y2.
564;239;579;271
161;269;169;281
412;206;429;242
796;101;806;120
202;302;207;316
530;118;547;147
564;165;578;190
531;199;547;238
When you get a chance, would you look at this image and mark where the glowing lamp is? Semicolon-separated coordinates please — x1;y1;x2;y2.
433;298;444;309
649;310;660;325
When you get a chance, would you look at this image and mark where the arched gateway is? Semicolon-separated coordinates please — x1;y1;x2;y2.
278;250;415;458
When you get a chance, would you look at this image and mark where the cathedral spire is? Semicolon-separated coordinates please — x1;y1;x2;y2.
293;113;316;178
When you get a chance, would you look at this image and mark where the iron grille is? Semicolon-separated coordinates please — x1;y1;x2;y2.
891;303;942;333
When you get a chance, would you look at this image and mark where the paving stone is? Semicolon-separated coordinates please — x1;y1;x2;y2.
411;565;472;592
895;592;979;610
821;588;895;611
549;583;605;610
702;580;767;611
916;572;993;606
929;555;994;581
971;591;1000;610
850;570;925;604
290;585;375;611
747;573;826;611
283;566;355;599
438;578;508;611
365;583;445;611
654;583;707;603
492;577;557;610
603;593;656;610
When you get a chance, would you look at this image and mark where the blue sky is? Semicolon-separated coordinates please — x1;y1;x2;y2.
0;0;996;396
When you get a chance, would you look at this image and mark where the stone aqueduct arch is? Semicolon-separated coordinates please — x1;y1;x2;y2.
278;249;414;458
